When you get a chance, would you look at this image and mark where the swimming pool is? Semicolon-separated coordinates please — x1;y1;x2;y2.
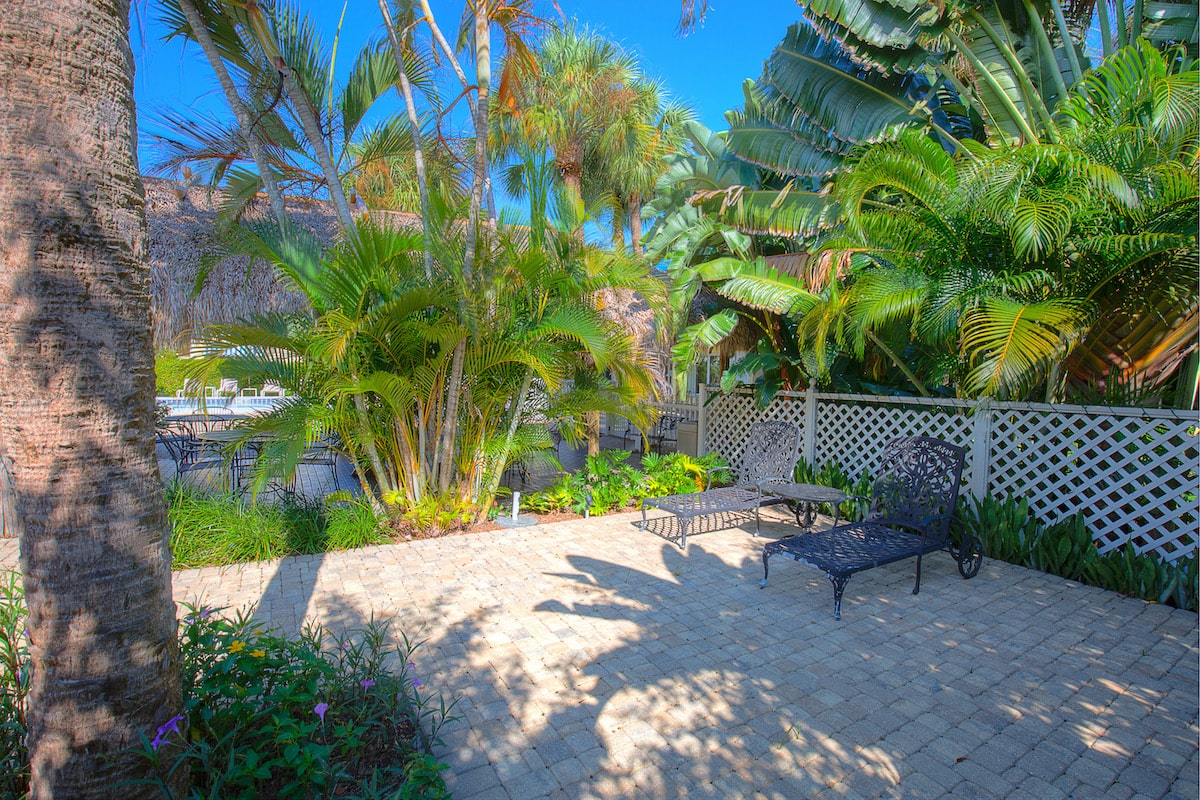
156;396;286;416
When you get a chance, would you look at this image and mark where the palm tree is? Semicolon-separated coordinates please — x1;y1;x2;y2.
175;0;288;224
589;78;693;255
493;25;669;453
157;0;433;226
493;25;647;209
707;44;1198;402
192;189;663;517
0;1;181;796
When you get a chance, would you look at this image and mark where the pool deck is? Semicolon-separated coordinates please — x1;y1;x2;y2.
2;509;1197;799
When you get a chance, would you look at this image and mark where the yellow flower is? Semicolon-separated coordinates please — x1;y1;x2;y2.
250;649;265;658
228;640;245;654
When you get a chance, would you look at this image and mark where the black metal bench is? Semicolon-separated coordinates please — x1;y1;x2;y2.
640;420;800;548
760;435;983;619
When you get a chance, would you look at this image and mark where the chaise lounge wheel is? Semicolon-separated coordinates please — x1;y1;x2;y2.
957;535;983;579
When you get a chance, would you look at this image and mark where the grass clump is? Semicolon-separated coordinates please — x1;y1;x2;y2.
168;485;388;569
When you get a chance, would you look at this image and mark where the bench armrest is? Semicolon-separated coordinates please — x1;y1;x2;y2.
703;465;733;490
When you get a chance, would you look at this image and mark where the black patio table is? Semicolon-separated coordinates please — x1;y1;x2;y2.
760;481;847;531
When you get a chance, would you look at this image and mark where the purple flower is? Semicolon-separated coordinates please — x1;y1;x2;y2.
407;662;421;688
151;714;186;752
360;679;375;690
314;702;329;721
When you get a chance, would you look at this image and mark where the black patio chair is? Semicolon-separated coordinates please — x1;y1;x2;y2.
760;435;984;619
156;425;224;487
640;420;800;548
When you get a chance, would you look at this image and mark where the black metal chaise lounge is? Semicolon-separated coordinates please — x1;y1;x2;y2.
640;420;800;548
760;435;984;619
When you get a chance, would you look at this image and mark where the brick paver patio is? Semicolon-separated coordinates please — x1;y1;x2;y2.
5;509;1197;798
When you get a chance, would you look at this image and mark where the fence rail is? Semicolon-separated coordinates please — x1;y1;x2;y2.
666;385;1199;563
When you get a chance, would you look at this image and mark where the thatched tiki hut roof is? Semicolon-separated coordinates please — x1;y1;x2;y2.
145;178;421;351
144;180;663;378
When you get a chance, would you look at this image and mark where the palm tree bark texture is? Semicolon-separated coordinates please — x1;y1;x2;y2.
0;1;182;797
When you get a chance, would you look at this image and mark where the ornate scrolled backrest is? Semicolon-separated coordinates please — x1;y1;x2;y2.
868;436;965;539
739;421;801;485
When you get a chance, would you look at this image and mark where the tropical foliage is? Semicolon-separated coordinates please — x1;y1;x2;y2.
155;0;444;223
188;197;662;518
138;606;454;798
518;450;731;516
661;5;1198;404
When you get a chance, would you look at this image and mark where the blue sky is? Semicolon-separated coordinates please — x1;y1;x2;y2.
131;1;801;168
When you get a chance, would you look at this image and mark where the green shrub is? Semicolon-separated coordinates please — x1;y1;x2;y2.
957;494;1041;565
395;495;476;536
543;450;642;515
168;486;387;569
131;605;453;798
960;494;1198;612
793;459;873;521
641;452;730;498
0;572;29;799
154;349;191;396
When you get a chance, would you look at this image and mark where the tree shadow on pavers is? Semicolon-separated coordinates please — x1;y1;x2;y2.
179;531;1200;800
501;546;911;798
635;510;760;550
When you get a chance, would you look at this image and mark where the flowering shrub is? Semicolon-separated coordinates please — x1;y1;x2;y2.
1;577;455;800
133;604;455;798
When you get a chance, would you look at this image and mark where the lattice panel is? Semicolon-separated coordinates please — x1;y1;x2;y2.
704;391;805;475
989;408;1198;561
814;399;976;487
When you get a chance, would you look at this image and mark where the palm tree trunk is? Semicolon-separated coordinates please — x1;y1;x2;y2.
276;59;357;232
419;0;496;225
377;0;434;279
630;193;644;256
865;330;931;397
478;369;534;518
437;338;466;492
436;7;491;492
179;0;288;225
0;2;182;796
463;7;491;280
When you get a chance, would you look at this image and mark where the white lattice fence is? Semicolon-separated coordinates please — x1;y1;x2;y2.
989;404;1198;561
814;395;976;487
702;387;1200;562
650;399;698;423
703;390;806;474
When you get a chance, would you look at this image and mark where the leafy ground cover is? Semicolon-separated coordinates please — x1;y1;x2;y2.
0;576;455;799
167;450;728;565
517;450;731;516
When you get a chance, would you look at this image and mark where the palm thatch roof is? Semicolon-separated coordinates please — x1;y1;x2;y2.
145;180;664;376
145;178;418;350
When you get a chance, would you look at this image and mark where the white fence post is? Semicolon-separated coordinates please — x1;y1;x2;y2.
697;384;708;456
802;378;819;465
969;396;993;500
